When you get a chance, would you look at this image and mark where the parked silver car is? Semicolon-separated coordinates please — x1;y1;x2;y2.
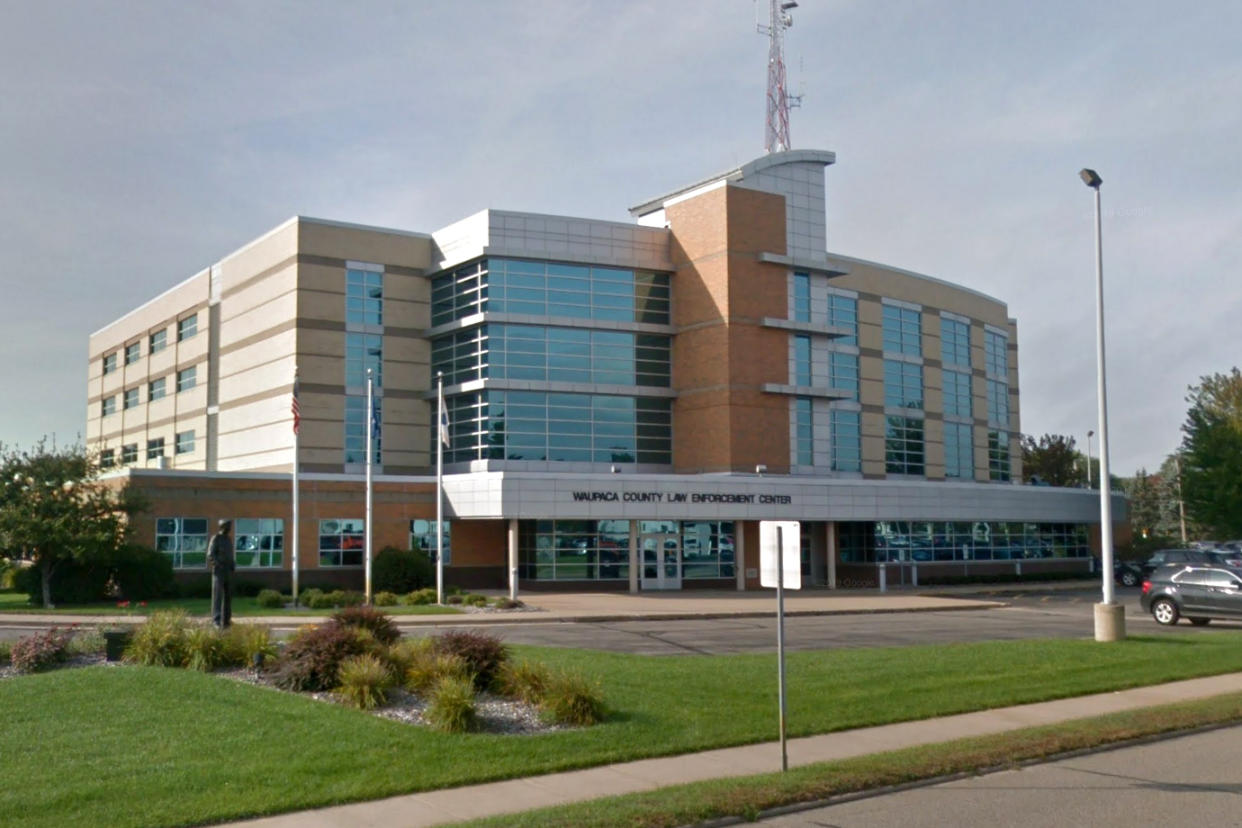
1140;565;1242;626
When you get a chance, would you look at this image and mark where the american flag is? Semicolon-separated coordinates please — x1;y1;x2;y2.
291;373;300;435
439;384;450;447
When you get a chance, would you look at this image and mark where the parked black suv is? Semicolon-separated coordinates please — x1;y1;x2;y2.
1140;564;1242;626
1140;548;1213;578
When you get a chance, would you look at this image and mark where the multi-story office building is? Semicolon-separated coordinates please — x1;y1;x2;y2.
88;149;1116;592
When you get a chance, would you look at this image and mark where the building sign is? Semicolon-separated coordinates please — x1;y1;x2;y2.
571;490;793;505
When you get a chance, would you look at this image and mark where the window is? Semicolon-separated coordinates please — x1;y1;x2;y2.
345;333;383;388
943;370;972;418
829;294;858;345
123;387;140;410
517;519;646;581
346;268;383;326
234;519;284;568
840;521;1091;564
985;330;1008;377
177;314;197;342
882;305;922;356
344;396;381;464
101;396;116;417
146;438;165;460
941;318;971;368
124;341;141;365
989;431;1011;481
120;443;138;464
148;377;166;401
102;352;117;375
410;519;451;566
794;398;813;466
176;365;196;392
175;430;195;455
99;449;115;468
149;329;167;354
944;422;973;479
793;335;811;386
155;517;209;568
792;272;810;322
319;519;364;567
830;352;859;399
986;379;1010;427
885;415;925;475
831;410;862;472
884;360;923;409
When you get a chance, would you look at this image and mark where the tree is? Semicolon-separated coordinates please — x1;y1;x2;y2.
1180;369;1242;538
1124;469;1162;539
1019;433;1081;487
0;442;145;608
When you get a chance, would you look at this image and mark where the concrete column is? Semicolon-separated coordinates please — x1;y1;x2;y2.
735;522;747;591
826;521;838;589
507;519;518;601
628;522;639;593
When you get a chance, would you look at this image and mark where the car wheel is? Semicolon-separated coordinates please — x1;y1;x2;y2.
1188;617;1212;627
1152;598;1180;626
1120;571;1138;588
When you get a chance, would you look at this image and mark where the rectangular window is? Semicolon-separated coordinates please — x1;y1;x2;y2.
793;335;812;386
989;430;1011;481
148;377;166;401
319;518;364;567
882;305;922;356
234;518;284;568
124;341;141;365
986;379;1010;427
942;370;972;418
885;415;925;475
941;318;970;368
830;352;859;399
175;430;195;455
123;387;140;410
831;409;862;472
101;396;116;417
345;333;383;388
177;314;197;342
99;449;115;469
794;398;813;466
792;272;811;323
146;438;165;460
884;360;923;409
829;294;858;345
985;330;1008;377
176;365;196;392
346;268;384;326
410;519;451;566
149;329;167;354
944;422;974;479
120;443;138;464
102;352;117;375
155;517;209;569
517;518;648;581
344;396;381;464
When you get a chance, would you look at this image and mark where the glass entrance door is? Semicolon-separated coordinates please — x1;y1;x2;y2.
640;534;681;590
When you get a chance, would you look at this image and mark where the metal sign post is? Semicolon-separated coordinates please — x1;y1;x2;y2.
760;520;801;772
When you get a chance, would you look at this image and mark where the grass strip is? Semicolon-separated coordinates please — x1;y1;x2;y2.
0;592;459;616
463;691;1242;828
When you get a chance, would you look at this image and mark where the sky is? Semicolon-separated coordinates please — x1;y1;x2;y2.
1;0;1239;476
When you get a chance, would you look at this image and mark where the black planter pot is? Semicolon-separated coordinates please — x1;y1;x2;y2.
103;629;131;662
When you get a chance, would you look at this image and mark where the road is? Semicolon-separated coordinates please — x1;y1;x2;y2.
758;723;1242;826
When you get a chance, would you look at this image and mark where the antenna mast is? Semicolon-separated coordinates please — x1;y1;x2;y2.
758;0;802;153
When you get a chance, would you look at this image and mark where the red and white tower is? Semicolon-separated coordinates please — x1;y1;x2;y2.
758;0;802;153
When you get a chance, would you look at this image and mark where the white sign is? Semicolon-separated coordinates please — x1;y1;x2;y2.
759;520;801;589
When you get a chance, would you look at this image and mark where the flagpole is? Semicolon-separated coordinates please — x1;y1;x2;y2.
365;368;374;606
291;366;300;606
436;371;445;606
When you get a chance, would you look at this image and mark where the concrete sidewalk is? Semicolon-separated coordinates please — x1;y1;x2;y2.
227;671;1242;827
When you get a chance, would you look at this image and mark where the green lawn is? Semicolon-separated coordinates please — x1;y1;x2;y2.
0;591;459;616
5;634;1242;827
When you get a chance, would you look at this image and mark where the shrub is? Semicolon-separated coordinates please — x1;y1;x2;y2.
340;590;365;607
373;591;399;607
306;590;340;609
464;593;488;608
0;556;12;589
0;640;10;665
270;622;370;692
335;654;395;710
496;659;550;706
67;627;104;657
297;588;324;608
176;575;213;599
445;594;463;605
10;627;74;673
539;669;607;726
404;644;472;695
373;546;435;593
125;609;196;667
255;589;285;609
13;560;110;606
432;630;508;691
425;675;476;733
491;597;524;610
331;605;400;646
403;588;438;606
111;543;176;600
221;623;277;667
185;625;226;672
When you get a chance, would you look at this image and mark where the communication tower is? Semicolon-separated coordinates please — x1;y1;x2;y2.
757;0;803;153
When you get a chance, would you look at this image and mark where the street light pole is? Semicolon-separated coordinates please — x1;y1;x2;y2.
1080;168;1124;642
